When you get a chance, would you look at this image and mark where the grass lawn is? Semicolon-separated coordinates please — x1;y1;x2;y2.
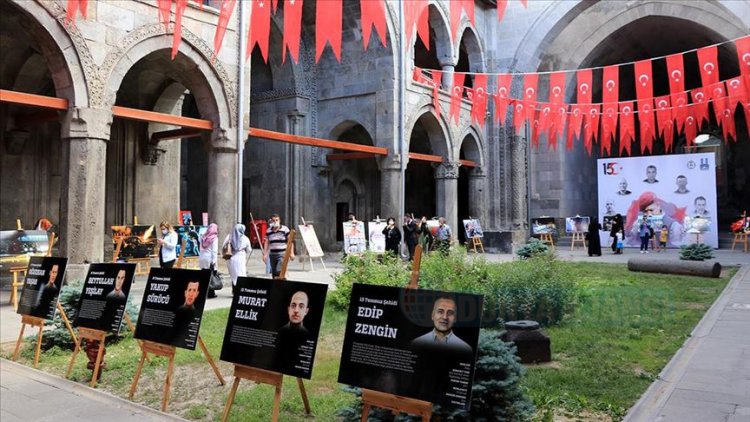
3;262;736;421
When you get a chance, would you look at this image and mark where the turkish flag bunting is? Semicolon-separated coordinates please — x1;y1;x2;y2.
637;99;656;154
213;0;236;62
619;102;635;156
736;36;750;78
412;67;426;84
537;103;553;146
66;0;88;24
171;0;189;60
566;105;584;151
463;0;475;26
690;86;710;128
520;0;528;8
654;95;672;141
600;103;617;156
497;0;508;22
316;0;343;62
450;1;474;44
697;45;719;88
523;74;539;123
512;100;526;135
548;72;566;104
471;74;488;127
726;76;749;113
547;104;567;150
431;70;443;117
583;104;600;156
361;0;387;49
450;73;466;125
708;82;728;130
272;0;278;13
531;108;542;149
602;65;619;103
684;105;698;147
721;101;737;142
577;69;592;104
494;74;513;125
666;53;685;94
247;0;272;62
671;92;688;134
743;75;750;138
404;0;430;50
156;0;171;27
283;0;304;64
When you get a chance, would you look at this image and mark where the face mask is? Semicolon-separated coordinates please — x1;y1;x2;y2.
271;222;280;228
162;229;168;235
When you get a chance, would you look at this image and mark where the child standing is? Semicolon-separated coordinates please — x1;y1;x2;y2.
616;232;624;254
658;224;668;252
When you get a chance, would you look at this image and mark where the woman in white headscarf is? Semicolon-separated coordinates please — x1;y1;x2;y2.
222;223;252;295
199;223;219;298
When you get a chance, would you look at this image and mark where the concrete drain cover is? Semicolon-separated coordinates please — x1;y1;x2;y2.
729;303;750;310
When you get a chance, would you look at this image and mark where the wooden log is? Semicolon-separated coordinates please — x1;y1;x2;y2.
627;258;721;278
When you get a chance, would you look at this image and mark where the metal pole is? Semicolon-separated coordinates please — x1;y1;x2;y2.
236;0;247;222
398;0;406;236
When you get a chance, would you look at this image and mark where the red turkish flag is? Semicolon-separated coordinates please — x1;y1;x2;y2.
428;70;442;117
671;92;688;134
282;0;304;64
361;0;387;49
720;101;737;142
600;103;617;156
404;0;429;49
708;82;728;129
619;102;635;156
684;105;698;147
602;65;619;105
316;0;342;62
690;87;710;128
577;69;592;105
512;100;526;135
66;0;88;24
471;74;488;127
157;0;171;27
583;104;600;156
726;76;749;113
463;0;475;26
212;0;236;62
450;73;465;125
549;72;566;104
523;73;539;123
537;103;552;140
247;0;272;62
736;36;750;78
638;99;656;154
697;45;719;88
566;105;584;151
271;0;278;12
494;74;513;125
654;95;672;138
171;0;189;60
548;104;567;150
531;108;542;149
666;53;685;94
497;0;508;22
520;0;528;8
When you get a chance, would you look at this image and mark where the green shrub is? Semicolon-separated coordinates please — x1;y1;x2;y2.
330;251;410;311
337;330;534;421
679;243;714;261
516;238;553;260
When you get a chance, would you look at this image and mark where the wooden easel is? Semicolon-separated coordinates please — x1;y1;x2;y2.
299;217;326;272
112;236;151;274
221;230;312;422
732;232;748;252
470;237;484;253
129;336;225;411
12;303;80;368
570;232;586;250
361;244;432;421
539;233;555;250
175;238;187;268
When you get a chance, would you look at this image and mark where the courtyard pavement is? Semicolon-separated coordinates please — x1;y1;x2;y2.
1;246;749;420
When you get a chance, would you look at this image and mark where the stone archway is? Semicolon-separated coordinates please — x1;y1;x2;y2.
455;25;485;89
457;132;486;243
414;3;453;76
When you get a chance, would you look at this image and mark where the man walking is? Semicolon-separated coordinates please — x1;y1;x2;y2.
263;214;294;279
403;214;418;260
435;217;452;255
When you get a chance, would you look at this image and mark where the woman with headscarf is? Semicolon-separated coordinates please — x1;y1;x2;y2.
222;223;252;296
199;223;219;298
586;219;602;257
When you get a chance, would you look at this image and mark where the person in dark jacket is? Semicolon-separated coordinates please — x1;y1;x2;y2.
382;217;402;256
609;214;624;253
402;214;418;260
586;220;602;257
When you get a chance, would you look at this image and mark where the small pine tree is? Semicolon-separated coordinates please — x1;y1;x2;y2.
516;238;552;260
679;243;714;261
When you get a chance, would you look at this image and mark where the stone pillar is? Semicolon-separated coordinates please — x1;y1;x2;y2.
379;154;402;221
435;161;460;236
439;58;457;90
60;107;113;264
510;132;528;245
468;167;488;225
208;130;238;244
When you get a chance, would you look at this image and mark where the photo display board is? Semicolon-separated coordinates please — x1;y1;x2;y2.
565;216;590;233
531;217;556;235
368;221;387;253
462;219;484;238
112;225;157;259
17;256;68;320
298;224;324;258
220;277;328;379
134;268;210;350
597;152;718;247
342;221;366;254
75;263;136;334
174;225;206;258
0;230;50;256
179;210;193;226
338;284;483;409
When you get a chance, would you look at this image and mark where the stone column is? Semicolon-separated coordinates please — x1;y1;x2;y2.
379;154;402;221
60;107;113;264
208;130;238;244
439;58;457;90
510;132;528;245
435;161;460;235
468;167;488;225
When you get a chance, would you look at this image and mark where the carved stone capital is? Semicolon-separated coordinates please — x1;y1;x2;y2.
210;127;237;152
468;166;487;178
378;154;403;172
61;107;113;141
434;161;461;179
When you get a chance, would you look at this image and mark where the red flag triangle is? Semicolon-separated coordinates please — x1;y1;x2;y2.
213;0;237;62
282;0;304;64
315;0;343;62
247;0;272;62
361;0;387;49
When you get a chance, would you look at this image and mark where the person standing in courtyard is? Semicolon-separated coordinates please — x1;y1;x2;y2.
199;223;219;298
610;214;624;253
403;214;418;260
638;217;651;253
223;223;252;295
417;216;434;253
586;220;602;257
382;217;402;257
435;217;452;255
263;214;294;279
157;222;178;269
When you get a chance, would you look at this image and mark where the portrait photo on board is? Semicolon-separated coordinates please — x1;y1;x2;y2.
134;268;210;350
565;216;590;233
220;277;328;379
17;256;68;320
111;225;157;259
462;219;484;238
338;284;483;409
75;263;136;334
